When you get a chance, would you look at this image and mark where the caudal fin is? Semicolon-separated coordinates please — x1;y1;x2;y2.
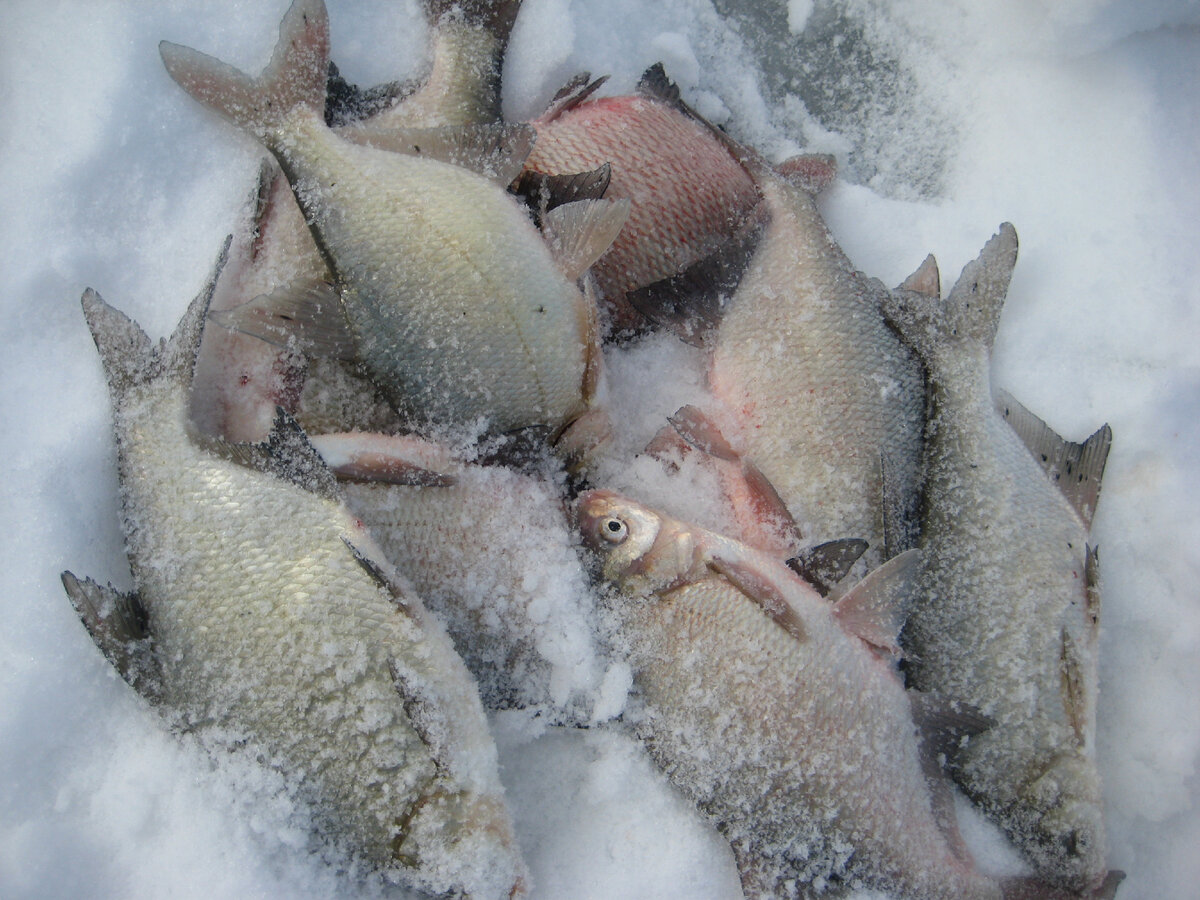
159;0;330;143
881;223;1018;361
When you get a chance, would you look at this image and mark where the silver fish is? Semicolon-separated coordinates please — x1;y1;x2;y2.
308;430;604;721
703;161;927;570
881;224;1117;893
575;489;1017;900
161;0;625;448
61;259;527;898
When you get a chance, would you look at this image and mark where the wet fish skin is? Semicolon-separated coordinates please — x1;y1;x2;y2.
576;489;1005;900
881;224;1114;892
706;167;925;571
525;69;760;336
63;270;527;898
161;0;604;443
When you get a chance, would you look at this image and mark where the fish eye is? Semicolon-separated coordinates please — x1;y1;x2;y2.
600;517;628;544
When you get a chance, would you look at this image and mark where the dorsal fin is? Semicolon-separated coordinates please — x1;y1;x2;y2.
542;198;630;281
539;72;609;121
209;277;357;361
338;122;536;186
831;549;919;653
61;572;161;701
995;389;1111;527
195;407;341;501
1085;544;1101;633
628;205;767;346
786;539;869;598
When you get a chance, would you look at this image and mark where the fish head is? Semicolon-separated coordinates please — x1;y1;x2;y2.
575;489;704;596
1017;751;1109;891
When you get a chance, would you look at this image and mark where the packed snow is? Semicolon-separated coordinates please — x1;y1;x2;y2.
2;0;1198;898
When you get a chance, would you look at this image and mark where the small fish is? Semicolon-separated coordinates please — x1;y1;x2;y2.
576;489;1022;900
308;430;604;721
62;255;527;898
162;0;625;449
882;225;1118;894
523;65;761;337
641;152;927;571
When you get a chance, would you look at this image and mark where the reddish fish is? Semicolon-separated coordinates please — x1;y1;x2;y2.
524;66;760;336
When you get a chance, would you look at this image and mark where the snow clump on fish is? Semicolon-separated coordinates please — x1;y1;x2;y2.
59;0;1125;897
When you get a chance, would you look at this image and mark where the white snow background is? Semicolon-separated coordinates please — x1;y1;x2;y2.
2;0;1199;897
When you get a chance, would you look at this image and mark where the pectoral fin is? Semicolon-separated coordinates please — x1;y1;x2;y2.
542;198;630;281
538;73;609;121
708;555;807;642
307;431;459;486
208;278;357;361
831;549;919;653
61;572;160;700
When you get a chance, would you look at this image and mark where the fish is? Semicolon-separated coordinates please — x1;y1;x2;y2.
61;256;527;899
575;489;1026;900
192;0;527;445
881;224;1118;893
522;64;761;337
307;430;604;721
640;151;927;571
161;0;626;452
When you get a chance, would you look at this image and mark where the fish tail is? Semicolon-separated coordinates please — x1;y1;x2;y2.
881;223;1018;360
159;0;330;144
81;238;229;399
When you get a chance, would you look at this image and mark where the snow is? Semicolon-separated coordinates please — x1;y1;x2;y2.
1;0;1198;898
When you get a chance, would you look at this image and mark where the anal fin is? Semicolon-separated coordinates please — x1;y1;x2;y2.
995;389;1111;528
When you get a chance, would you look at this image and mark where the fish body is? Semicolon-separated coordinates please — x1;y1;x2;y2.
63;274;526;898
162;0;607;443
707;169;925;567
882;225;1114;892
575;490;1002;900
194;0;525;444
525;71;759;335
310;431;603;720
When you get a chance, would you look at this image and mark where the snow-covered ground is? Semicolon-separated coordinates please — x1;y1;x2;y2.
2;1;1198;897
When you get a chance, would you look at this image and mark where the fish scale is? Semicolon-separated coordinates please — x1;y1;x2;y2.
709;173;924;567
